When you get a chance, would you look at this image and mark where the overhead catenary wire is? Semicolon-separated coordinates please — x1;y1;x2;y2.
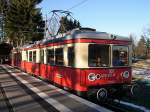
67;0;89;11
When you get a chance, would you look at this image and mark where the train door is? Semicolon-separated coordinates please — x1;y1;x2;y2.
39;49;47;79
54;47;65;85
47;48;55;81
14;52;21;67
33;50;39;76
21;50;27;70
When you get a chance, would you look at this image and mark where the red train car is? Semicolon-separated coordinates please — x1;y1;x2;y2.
11;28;132;100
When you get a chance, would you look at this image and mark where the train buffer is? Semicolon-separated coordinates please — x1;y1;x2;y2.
0;65;112;112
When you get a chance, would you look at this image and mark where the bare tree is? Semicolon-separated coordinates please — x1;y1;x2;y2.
142;27;150;58
129;34;137;58
136;35;147;58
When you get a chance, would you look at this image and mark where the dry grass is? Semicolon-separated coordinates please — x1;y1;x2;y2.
132;60;150;69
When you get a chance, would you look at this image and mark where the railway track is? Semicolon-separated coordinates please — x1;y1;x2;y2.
86;97;145;112
98;100;143;112
0;83;14;112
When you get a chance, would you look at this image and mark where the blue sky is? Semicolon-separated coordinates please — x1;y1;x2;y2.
38;0;150;40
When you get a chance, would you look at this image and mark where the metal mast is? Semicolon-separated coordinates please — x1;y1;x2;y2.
0;13;4;42
44;10;74;38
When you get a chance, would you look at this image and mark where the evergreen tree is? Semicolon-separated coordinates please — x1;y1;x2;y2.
1;0;44;47
58;16;68;33
58;16;81;34
0;0;8;14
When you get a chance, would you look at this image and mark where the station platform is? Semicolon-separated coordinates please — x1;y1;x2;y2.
0;65;112;112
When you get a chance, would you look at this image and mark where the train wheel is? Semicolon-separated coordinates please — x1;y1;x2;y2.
131;84;140;97
97;88;108;101
76;91;87;97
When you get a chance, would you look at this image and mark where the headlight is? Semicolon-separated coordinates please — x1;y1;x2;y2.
88;73;96;81
122;71;129;78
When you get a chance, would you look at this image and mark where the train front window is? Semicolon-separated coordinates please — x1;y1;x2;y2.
112;46;129;66
88;44;110;67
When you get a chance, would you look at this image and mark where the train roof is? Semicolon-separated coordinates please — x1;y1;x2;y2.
41;28;130;44
21;28;131;49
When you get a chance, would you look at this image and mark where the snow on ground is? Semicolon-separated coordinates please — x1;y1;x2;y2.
132;61;150;85
132;68;150;84
146;59;150;62
132;59;150;85
132;68;150;76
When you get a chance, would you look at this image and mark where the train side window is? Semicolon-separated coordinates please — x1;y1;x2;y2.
55;48;64;66
33;51;36;63
40;50;44;63
68;47;74;66
47;49;55;65
88;44;109;67
29;51;32;62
